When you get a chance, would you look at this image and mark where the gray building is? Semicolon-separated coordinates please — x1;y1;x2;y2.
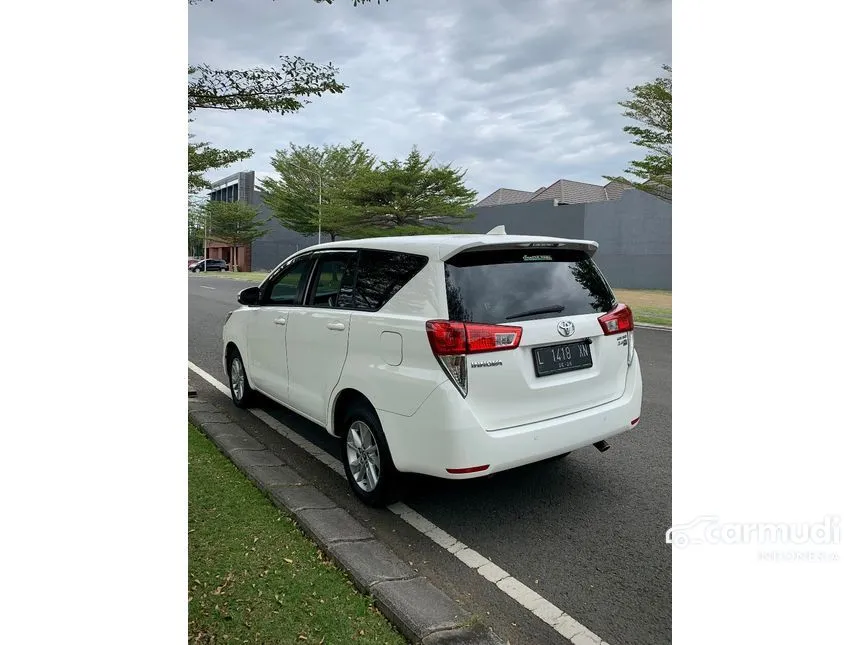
209;171;256;203
235;173;671;290
455;178;672;290
248;189;319;272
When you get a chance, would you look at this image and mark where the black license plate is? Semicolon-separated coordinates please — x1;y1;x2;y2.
533;341;593;377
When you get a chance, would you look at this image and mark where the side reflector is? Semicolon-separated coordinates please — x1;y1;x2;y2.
446;465;490;474
631;417;640;426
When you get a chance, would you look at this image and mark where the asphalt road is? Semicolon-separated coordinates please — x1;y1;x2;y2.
188;274;672;645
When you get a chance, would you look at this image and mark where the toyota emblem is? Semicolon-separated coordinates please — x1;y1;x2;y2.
557;320;575;337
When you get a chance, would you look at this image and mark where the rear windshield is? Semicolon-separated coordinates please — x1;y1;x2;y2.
445;248;616;323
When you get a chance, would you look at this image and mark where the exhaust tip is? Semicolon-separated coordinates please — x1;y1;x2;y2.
593;440;610;453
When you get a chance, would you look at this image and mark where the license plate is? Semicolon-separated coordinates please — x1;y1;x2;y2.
533;341;593;377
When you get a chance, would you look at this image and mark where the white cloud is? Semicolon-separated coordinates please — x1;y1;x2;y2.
189;0;671;199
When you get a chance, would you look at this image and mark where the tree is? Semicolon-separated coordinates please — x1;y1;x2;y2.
192;1;388;5
343;146;478;236
605;64;672;201
187;0;389;192
188;134;252;193
260;141;376;242
205;200;271;270
188;198;207;256
188;58;345;115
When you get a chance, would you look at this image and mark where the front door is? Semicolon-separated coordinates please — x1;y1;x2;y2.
286;251;357;424
245;254;315;399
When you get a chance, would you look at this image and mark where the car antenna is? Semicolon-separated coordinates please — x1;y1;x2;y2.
486;225;506;235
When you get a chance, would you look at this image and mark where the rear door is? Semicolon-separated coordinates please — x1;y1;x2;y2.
444;246;630;431
285;251;357;424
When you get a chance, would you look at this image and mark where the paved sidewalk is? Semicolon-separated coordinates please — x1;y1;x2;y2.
189;398;506;645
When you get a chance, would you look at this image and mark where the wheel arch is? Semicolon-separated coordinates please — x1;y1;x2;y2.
224;341;240;374
330;388;377;438
224;340;258;393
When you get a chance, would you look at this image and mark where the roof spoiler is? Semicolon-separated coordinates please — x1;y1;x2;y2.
442;238;600;261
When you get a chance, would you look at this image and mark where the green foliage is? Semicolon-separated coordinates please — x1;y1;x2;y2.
314;0;389;4
605;64;672;201
188;58;346;115
187;0;389;192
260;141;376;242
188;198;207;256
188;136;252;193
192;0;387;4
205;200;271;251
343;146;478;237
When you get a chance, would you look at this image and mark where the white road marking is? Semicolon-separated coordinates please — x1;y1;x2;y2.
188;360;613;645
200;285;216;290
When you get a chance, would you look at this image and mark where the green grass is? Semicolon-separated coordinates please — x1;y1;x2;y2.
190;271;271;282
631;307;672;327
188;424;406;645
614;288;672;327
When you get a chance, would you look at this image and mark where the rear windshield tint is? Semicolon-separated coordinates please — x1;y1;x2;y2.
445;249;616;323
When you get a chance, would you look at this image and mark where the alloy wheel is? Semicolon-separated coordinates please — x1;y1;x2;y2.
230;356;245;401
345;420;381;492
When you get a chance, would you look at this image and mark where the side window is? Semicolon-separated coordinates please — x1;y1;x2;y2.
264;255;314;305
306;252;357;308
353;250;429;311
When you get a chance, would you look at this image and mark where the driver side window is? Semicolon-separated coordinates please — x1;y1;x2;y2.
264;255;314;305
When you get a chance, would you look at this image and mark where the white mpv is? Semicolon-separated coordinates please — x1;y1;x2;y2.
223;231;643;506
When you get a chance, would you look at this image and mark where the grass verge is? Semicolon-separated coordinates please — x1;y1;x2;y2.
614;289;672;327
190;270;270;282
188;423;406;645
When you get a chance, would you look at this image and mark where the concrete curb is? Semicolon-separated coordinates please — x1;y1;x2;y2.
636;322;671;331
189;402;506;645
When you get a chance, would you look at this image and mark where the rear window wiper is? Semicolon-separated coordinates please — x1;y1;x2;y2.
505;304;565;320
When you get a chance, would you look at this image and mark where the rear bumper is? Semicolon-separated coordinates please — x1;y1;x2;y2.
380;352;643;478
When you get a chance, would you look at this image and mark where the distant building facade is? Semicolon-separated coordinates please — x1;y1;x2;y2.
204;171;257;272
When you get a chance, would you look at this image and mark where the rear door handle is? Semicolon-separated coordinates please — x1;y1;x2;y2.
273;318;286;326
326;322;346;331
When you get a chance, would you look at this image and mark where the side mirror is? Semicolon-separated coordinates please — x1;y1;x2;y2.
238;286;260;306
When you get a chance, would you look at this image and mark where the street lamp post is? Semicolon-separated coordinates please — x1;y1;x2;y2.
271;158;324;245
203;202;208;273
316;171;322;244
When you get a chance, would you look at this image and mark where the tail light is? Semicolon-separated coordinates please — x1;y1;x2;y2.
426;321;522;396
599;304;636;366
598;304;634;335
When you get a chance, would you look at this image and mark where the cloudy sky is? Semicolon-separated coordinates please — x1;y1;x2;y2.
189;0;671;201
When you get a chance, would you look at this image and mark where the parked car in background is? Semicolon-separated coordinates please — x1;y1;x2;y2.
221;229;643;506
190;258;229;272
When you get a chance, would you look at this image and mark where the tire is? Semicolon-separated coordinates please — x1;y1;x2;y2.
341;401;400;507
227;348;255;408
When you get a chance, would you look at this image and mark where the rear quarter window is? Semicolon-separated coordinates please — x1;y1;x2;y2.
352;249;428;311
445;248;616;323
